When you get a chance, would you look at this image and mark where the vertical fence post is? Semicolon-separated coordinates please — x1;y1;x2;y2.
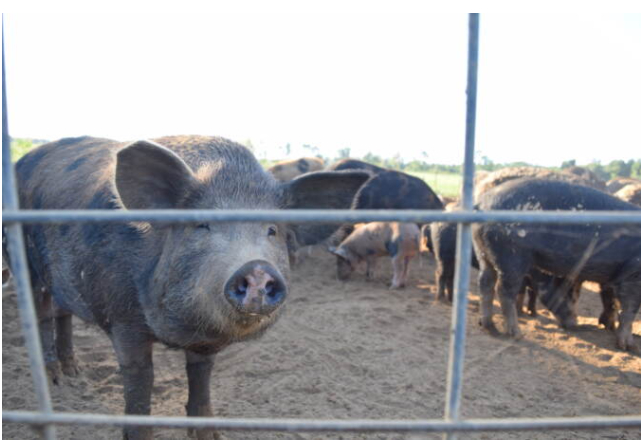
443;13;480;440
2;16;56;440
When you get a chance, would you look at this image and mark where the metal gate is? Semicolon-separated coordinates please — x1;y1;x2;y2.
3;14;641;439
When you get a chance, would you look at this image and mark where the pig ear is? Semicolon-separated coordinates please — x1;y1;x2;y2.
115;140;198;209
281;170;371;210
281;170;370;246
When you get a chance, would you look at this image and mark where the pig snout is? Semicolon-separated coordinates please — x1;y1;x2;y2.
224;260;287;315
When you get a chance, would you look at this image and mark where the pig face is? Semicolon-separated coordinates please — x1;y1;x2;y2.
328;246;357;280
529;272;579;329
115;140;369;350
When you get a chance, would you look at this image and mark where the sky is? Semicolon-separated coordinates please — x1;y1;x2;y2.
3;13;641;166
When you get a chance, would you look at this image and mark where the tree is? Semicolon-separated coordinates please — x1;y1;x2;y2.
337;147;351;159
363;152;382;166
631;160;641;179
605;160;632;178
302;143;319;157
560;159;576;169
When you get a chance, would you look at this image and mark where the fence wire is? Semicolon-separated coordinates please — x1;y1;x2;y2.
3;13;641;439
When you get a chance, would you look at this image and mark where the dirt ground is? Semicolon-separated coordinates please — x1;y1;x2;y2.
2;247;640;440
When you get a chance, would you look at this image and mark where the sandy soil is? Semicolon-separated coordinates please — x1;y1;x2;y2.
2;247;640;440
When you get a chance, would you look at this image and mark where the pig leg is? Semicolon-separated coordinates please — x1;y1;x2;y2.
478;261;498;334
516;277;535;317
434;260;448;302
185;350;219;440
390;255;404;289
496;274;523;339
599;284;618;331
446;273;455;303
615;282;641;353
111;324;154;440
527;287;538;316
35;287;62;384
400;256;412;288
365;257;378;280
55;307;80;377
516;286;526;317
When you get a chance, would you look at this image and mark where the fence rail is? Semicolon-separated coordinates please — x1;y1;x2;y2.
4;209;641;225
3;13;641;440
4;411;641;433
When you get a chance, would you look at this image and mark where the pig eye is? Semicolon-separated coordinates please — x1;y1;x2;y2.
196;223;211;231
267;226;278;237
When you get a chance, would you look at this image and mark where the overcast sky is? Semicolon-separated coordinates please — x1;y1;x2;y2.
4;13;641;166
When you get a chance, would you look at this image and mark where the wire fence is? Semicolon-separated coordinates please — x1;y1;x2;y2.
3;13;641;439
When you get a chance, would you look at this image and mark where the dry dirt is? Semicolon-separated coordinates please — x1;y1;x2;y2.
2;247;640;439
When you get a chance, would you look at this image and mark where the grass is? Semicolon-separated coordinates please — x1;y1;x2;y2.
10;138;48;162
406;170;462;198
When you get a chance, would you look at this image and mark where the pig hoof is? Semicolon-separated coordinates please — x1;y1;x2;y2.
2;268;11;286
616;337;640;354
60;356;81;377
560;321;579;331
517;309;528;317
188;428;221;440
599;313;617;331
123;426;153;439
45;361;62;385
479;319;500;336
508;329;524;340
389;285;400;290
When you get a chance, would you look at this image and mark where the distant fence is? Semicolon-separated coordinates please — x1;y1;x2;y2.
3;14;641;440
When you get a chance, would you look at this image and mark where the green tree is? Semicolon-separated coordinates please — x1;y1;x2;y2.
631;160;641;179
337;147;351;159
363;152;382;166
605;160;632;178
560;159;576;169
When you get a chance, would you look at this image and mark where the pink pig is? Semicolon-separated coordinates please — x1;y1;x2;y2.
329;222;420;289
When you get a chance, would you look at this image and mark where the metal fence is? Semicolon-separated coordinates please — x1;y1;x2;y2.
2;13;641;440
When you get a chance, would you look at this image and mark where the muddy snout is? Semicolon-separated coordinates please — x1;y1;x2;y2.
224;260;287;315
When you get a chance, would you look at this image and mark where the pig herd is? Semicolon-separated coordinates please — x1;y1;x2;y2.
4;136;640;439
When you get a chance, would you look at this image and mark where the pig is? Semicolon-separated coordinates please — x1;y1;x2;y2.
426;201;616;324
329;222;420;289
268;156;324;181
11;135;369;440
615;183;641;206
474;166;607;201
606;177;640;194
328;158;443;211
563;166;607;191
473;178;641;352
327;158;386;174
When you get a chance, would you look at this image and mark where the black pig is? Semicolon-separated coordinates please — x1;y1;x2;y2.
426;221;543;316
12;135;369;439
473;178;641;352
